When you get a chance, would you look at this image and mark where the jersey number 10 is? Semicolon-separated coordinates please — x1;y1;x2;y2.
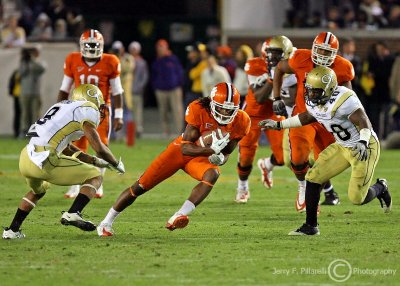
80;74;99;86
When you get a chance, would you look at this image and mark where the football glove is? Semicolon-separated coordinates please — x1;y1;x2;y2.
208;153;225;166
258;119;281;130
110;158;125;174
351;140;368;161
92;156;111;168
272;98;288;117
253;73;269;88
210;131;230;154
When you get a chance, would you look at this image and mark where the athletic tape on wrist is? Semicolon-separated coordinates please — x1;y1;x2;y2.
359;128;371;145
280;115;302;129
114;108;123;119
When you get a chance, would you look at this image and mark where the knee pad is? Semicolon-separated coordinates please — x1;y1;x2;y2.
130;182;147;197
270;154;284;166
291;162;310;176
81;183;98;192
31;181;50;195
237;163;252;177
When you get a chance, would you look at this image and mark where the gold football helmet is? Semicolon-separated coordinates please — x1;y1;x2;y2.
262;35;293;67
71;84;105;109
304;66;337;106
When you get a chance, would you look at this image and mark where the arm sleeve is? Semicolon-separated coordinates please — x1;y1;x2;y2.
185;103;201;127
345;93;364;117
75;104;100;129
110;76;124;95
60;75;73;93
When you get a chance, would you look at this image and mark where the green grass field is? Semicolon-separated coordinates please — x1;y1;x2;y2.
0;137;399;286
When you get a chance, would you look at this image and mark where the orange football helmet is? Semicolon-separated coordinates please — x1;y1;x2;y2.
210;82;240;125
312;32;339;67
80;29;104;59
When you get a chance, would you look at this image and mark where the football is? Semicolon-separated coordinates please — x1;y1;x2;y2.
196;128;229;147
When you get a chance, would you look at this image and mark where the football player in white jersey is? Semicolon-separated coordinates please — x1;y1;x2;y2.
3;84;125;239
259;66;392;235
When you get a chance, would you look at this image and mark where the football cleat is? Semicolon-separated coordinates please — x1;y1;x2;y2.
2;227;25;239
321;190;340;205
64;185;80;199
288;223;320;236
166;213;189;231
60;211;96;231
257;158;273;189
235;188;250;203
295;184;306;212
376;178;392;213
95;184;104;199
97;223;114;237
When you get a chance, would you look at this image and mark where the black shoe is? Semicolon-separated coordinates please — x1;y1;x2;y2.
288;223;320;236
321;190;340;205
376;179;392;213
60;211;96;231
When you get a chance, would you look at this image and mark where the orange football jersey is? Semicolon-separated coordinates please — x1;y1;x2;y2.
288;49;354;113
63;52;121;105
243;57;271;117
185;100;250;141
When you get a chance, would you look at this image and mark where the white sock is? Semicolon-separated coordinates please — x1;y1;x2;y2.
297;180;306;191
323;184;333;193
238;179;249;190
177;200;195;216
265;157;274;170
101;207;120;225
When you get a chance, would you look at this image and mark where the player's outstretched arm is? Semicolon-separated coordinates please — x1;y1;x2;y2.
259;111;316;130
82;121;120;167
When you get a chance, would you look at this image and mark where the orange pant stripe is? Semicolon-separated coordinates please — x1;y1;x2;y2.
129;186;137;197
201;180;214;187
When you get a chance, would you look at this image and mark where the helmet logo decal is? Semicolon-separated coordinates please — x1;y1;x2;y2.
86;88;100;106
321;74;333;86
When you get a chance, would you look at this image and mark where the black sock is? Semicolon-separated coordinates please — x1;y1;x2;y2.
305;181;322;227
68;193;90;213
9;208;29;232
362;183;384;205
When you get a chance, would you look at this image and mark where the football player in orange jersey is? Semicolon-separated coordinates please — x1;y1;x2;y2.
57;29;124;199
272;31;355;211
235;36;296;203
96;82;251;236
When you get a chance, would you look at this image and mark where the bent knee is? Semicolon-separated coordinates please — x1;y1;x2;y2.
30;181;50;195
203;168;220;184
84;176;103;189
348;193;364;205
